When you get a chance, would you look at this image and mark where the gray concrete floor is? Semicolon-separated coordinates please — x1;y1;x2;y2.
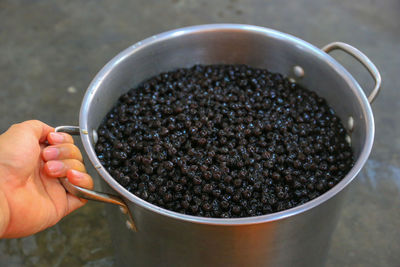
0;0;399;266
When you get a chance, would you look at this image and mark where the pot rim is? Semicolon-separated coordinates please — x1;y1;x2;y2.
79;23;374;225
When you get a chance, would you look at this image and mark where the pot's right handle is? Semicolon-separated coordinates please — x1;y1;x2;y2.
55;126;137;232
322;42;382;104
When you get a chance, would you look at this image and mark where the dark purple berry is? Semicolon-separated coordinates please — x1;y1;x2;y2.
95;64;354;218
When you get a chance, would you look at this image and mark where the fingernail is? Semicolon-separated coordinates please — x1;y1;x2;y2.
47;161;64;174
49;132;64;143
43;147;59;160
69;169;84;179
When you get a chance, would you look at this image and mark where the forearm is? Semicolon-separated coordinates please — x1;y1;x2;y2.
0;188;10;238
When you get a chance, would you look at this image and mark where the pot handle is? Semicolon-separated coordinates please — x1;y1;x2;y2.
55;126;137;232
322;42;382;104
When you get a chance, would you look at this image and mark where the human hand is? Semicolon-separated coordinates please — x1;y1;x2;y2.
0;120;93;238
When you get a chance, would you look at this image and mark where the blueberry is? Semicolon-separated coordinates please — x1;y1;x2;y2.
96;64;354;218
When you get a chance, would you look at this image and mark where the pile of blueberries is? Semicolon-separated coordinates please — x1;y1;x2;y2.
95;64;353;218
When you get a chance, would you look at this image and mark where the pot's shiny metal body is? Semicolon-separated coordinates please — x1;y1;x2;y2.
68;24;380;266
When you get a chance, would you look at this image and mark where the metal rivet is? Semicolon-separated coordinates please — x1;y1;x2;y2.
345;134;351;145
293;66;305;78
348;116;354;132
119;206;128;214
92;129;98;144
81;129;89;135
126;220;135;231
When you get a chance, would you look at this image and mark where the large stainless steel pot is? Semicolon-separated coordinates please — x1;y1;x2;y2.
56;24;381;267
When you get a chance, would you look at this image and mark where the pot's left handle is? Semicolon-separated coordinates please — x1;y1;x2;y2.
55;126;137;232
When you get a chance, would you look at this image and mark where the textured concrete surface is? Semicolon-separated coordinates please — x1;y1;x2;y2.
0;0;399;266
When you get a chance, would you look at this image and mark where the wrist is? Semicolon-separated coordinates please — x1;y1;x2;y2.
0;187;10;238
0;165;10;238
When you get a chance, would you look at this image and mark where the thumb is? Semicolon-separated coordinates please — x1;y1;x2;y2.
3;120;54;143
20;120;54;143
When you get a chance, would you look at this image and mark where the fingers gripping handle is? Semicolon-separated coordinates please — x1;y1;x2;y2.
55;126;137;232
